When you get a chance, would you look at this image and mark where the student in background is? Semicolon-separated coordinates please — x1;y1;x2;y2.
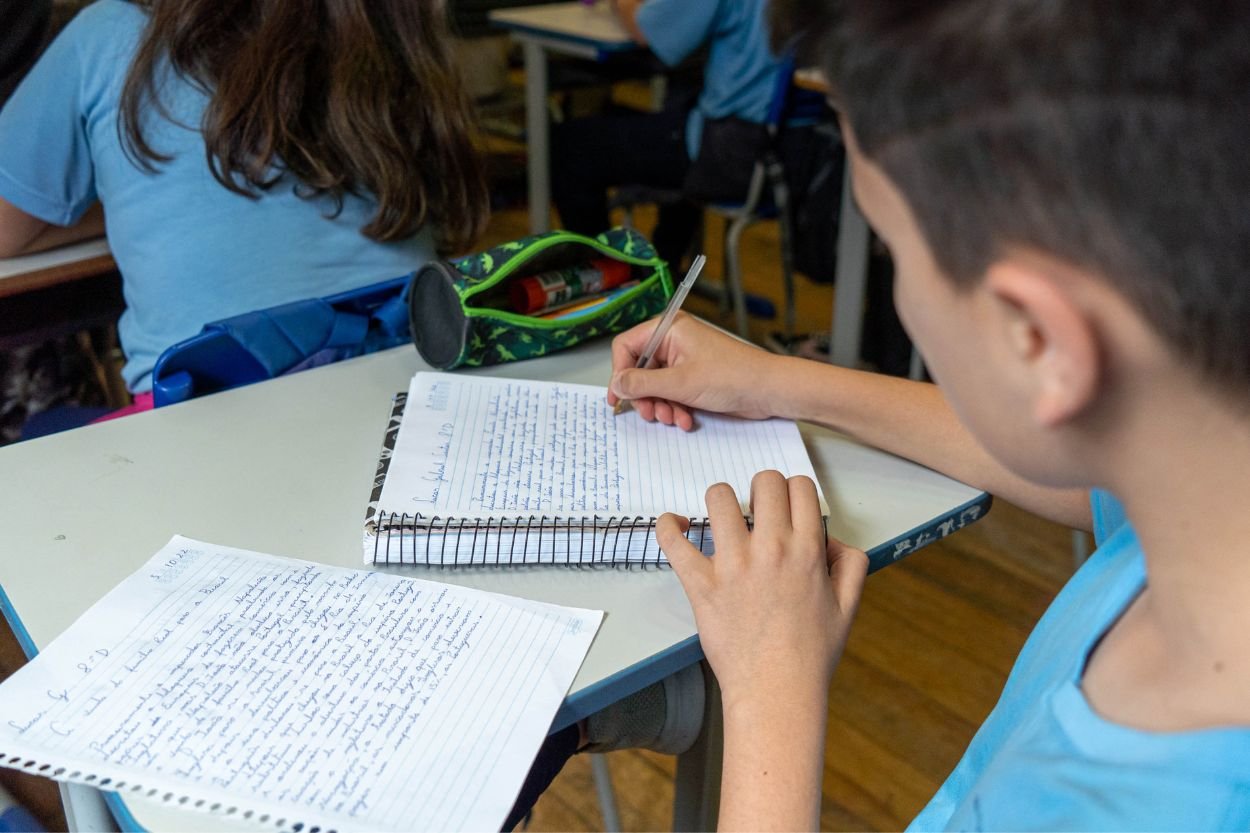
0;0;488;408
608;0;1250;828
551;0;783;268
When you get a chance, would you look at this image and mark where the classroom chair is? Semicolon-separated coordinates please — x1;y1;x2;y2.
612;55;828;340
703;55;828;339
609;186;780;325
151;276;411;407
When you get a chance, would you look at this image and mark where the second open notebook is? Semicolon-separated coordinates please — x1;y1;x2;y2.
363;372;827;566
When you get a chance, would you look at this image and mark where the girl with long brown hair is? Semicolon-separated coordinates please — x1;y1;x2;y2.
0;0;488;401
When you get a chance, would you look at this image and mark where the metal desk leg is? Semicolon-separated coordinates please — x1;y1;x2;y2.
522;39;552;235
672;664;722;832
59;784;116;832
590;754;622;832
831;165;871;369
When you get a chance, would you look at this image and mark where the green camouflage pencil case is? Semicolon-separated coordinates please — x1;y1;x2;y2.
408;227;674;370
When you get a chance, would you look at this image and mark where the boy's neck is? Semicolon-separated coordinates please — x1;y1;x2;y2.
1083;378;1250;729
1107;388;1250;628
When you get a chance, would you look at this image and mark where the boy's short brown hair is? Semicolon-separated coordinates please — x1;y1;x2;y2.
772;0;1250;392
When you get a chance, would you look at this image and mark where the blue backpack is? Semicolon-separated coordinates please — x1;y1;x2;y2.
151;275;412;407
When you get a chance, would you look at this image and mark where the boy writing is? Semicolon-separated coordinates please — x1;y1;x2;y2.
608;0;1250;828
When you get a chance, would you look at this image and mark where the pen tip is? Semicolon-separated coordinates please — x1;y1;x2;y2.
612;400;624;416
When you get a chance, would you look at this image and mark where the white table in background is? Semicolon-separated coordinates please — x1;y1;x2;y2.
0;337;986;832
489;2;639;235
0;237;126;406
0;237;113;299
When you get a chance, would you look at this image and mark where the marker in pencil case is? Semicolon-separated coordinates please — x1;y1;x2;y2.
539;282;640;320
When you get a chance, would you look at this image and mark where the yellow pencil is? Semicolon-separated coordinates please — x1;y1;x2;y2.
538;295;605;319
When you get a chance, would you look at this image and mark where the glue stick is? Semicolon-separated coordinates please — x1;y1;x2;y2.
510;259;631;315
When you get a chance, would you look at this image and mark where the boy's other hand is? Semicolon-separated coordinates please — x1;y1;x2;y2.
608;312;782;429
657;471;868;710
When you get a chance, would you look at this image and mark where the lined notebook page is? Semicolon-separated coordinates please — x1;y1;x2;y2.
0;536;601;832
377;372;825;521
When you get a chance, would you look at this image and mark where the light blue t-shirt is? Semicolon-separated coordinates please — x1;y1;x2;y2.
909;489;1250;830
635;0;782;159
0;0;434;392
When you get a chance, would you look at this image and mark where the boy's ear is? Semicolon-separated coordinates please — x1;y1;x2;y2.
984;259;1101;428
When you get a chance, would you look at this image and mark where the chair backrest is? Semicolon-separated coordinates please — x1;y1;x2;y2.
765;53;830;134
151;275;413;407
709;53;832;214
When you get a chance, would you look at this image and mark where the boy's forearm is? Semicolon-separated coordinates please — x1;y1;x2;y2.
762;356;1093;530
718;692;827;832
2;202;105;257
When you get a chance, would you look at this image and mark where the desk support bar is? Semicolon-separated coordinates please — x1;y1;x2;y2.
523;40;553;235
672;662;723;832
831;166;871;368
59;784;117;833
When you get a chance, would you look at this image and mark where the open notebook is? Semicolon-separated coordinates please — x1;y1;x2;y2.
0;536;601;832
363;372;827;566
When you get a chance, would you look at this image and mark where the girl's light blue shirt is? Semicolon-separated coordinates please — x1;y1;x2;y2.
910;490;1250;830
0;0;434;392
635;0;782;160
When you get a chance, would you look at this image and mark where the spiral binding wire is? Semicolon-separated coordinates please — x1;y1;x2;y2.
370;512;715;568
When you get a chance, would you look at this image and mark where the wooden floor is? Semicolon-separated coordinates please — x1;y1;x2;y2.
0;202;1076;833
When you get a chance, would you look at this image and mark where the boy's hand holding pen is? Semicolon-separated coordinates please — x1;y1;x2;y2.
612;255;705;416
607;261;795;429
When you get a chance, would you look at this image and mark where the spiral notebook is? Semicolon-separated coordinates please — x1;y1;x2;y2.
363;372;827;566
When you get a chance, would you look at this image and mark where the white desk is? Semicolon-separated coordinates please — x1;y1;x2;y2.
0;339;986;832
0;237;113;299
489;3;638;235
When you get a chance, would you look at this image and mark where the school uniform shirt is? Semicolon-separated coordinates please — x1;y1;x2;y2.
0;0;434;393
635;0;782;159
909;489;1250;830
